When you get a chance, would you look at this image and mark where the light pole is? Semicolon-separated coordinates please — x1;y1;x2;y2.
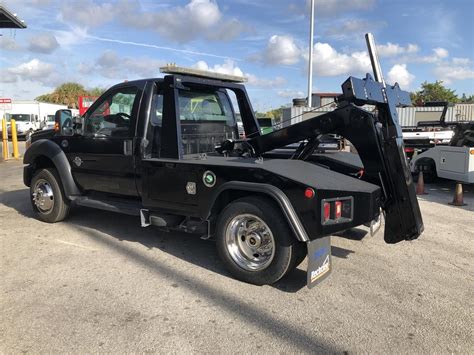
307;0;315;108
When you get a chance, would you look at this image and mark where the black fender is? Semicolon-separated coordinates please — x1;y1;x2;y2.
23;139;81;197
207;181;309;242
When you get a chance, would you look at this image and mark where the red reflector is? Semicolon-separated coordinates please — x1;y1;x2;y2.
404;148;414;153
323;202;330;222
304;187;315;199
335;201;342;219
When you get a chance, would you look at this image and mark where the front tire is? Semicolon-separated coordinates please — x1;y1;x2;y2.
216;197;305;285
30;168;70;223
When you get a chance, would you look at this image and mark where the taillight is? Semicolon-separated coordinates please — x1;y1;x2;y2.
321;197;353;225
323;202;330;222
335;201;342;219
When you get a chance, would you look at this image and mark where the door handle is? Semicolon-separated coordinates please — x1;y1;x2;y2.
124;140;133;156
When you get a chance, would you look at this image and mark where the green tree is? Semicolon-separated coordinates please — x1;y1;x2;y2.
265;106;284;121
36;83;105;109
410;81;459;105
460;93;474;103
88;87;106;97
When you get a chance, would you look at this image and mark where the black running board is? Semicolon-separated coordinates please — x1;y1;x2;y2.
74;196;141;216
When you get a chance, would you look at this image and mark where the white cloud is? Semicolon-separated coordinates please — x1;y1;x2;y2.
263;35;301;65
54;26;89;47
277;89;305;99
326;19;386;39
28;33;59;54
82;50;166;80
120;0;243;43
207;18;247;41
377;42;419;57
8;59;54;79
260;34;372;76
246;74;286;88
415;47;449;63
0;71;18;83
433;47;449;59
302;0;375;15
307;43;371;76
0;37;22;51
193;59;244;77
387;64;415;88
452;57;471;66
192;59;286;88
0;58;61;87
60;0;115;28
433;64;474;84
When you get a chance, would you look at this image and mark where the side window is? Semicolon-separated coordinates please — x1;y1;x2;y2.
178;89;238;156
84;86;138;137
150;90;164;157
151;91;163;127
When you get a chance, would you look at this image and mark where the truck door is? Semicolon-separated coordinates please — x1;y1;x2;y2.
142;86;238;213
65;85;142;196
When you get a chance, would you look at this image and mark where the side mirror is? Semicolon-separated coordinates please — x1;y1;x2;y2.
54;109;74;136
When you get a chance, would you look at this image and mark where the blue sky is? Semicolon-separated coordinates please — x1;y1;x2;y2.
1;0;473;111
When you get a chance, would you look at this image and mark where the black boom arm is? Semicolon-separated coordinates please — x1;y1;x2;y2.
248;74;424;244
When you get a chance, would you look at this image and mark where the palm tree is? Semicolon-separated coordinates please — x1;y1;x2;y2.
36;83;105;108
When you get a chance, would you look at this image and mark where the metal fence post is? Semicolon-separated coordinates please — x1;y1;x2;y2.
11;118;19;159
1;118;9;160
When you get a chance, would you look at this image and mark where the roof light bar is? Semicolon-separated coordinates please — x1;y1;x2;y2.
160;64;247;83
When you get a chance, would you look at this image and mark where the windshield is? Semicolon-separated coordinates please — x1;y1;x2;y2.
10;114;31;122
46;115;55;122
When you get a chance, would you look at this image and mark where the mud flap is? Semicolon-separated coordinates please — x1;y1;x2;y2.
306;236;331;288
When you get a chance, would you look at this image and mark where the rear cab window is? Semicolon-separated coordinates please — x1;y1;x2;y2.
178;89;238;156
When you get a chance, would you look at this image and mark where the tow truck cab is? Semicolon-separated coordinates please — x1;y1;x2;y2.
24;62;422;287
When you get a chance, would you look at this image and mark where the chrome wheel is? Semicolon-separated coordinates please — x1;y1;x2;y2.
225;214;275;271
32;179;54;213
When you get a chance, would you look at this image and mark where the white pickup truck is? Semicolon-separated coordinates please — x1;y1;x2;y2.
410;122;474;183
6;113;41;138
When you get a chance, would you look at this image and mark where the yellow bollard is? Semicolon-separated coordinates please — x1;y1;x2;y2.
11;119;20;159
1;118;9;161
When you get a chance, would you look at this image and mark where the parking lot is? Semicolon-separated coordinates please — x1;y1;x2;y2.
0;160;472;353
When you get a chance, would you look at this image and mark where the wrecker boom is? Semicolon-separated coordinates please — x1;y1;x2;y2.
248;34;424;244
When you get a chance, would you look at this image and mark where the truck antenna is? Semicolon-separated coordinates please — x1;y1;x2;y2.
365;33;385;87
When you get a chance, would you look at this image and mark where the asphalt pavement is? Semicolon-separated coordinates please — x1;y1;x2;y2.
0;161;472;353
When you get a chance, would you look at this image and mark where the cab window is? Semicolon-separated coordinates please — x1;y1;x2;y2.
178;89;238;155
84;86;138;137
149;90;164;157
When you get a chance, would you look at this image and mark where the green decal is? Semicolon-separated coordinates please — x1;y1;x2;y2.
203;171;216;187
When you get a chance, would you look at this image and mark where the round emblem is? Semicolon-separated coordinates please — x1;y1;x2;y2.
61;139;69;148
203;170;216;187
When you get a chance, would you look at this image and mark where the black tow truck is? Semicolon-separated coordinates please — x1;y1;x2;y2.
23;34;423;288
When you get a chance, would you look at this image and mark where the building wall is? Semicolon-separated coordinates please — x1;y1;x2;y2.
4;101;68;122
283;104;474;127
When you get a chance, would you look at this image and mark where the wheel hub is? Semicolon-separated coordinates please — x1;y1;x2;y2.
225;214;275;272
32;180;54;213
246;233;262;248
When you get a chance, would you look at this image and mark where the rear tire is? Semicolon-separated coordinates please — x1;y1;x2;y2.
216;196;305;285
30;168;70;223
